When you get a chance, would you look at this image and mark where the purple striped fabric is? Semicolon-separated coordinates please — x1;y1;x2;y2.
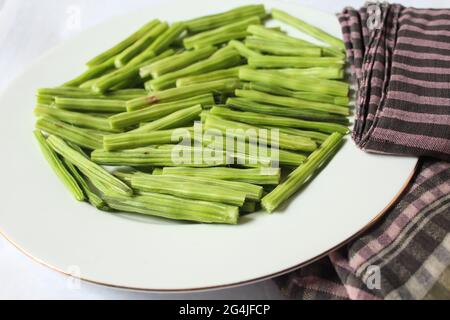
277;159;450;300
339;3;450;160
276;3;450;300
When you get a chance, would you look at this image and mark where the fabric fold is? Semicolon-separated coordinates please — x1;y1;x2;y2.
339;3;450;160
277;3;450;300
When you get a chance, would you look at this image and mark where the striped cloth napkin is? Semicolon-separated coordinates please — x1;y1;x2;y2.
342;3;450;160
276;3;450;300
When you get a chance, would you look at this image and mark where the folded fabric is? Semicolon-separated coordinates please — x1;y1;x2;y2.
276;3;450;300
339;3;450;160
276;159;450;300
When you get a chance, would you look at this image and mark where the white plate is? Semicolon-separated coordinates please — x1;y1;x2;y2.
0;0;417;291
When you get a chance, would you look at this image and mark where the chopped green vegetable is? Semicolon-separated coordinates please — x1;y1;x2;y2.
111;94;213;128
132;175;246;206
271;8;345;50
176;67;241;87
34;130;85;201
46;135;133;196
184;5;266;33
162;167;280;185
104;192;239;224
184;16;261;49
103;127;194;151
114;21;168;68
262;132;343;212
86;19;162;66
146;50;241;91
36;117;104;150
245;38;322;57
128;78;240;110
140;46;217;78
204;114;317;152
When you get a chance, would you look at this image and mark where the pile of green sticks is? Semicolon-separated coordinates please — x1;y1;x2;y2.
33;5;348;225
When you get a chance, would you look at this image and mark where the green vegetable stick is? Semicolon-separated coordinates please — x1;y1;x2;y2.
261;132;343;212
211;44;236;57
262;126;329;143
104;193;239;224
235;89;349;117
247;25;318;48
191;31;249;49
62;158;108;209
155;144;270;169
184;16;261;49
92;49;174;93
146;50;241;91
239;68;348;97
34;105;119;132
228;40;261;59
38;87;103;98
92;147;227;167
244;38;322;57
242;82;349;106
147;22;186;54
201;138;306;166
78;78;99;89
131;175;246;206
176;67;241;87
37;88;147;101
110;94;213;128
161;167;280;185
86;19;162;66
226;98;349;123
248;55;344;69
135;169;263;200
46;135;132;196
127;91;213;110
271;8;345;50
132;105;202;133
114;21;168;68
103;127;194;151
212;104;348;134
54;97;127;113
204;114;316;152
64;56;116;87
126;22;186;68
184;4;266;33
139;46;217;78
274;67;344;80
36;117;104;150
128;78;240;110
34;130;85;201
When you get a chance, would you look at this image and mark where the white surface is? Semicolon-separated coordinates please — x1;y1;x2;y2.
0;0;436;300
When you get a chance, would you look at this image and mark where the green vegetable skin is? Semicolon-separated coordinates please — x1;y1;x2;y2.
183;16;262;49
271;9;345;50
204;114;318;152
36;117;104;150
92;147;229;167
262;133;344;212
110;95;212;128
34;130;84;201
105;193;239;224
33;5;351;223
46;135;132;196
161;167;281;185
139;46;217;78
132;175;246;206
146;50;241;91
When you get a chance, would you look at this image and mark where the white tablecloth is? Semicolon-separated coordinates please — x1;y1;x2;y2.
0;0;445;300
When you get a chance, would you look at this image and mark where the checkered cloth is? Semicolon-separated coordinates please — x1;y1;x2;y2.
276;3;450;300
